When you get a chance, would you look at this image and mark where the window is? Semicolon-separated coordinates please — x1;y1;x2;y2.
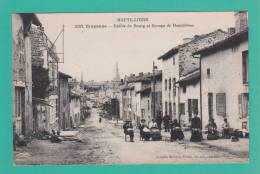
141;109;145;118
56;99;59;117
179;103;185;115
169;102;172;117
188;99;192;120
188;99;198;120
173;102;176;116
192;99;198;115
242;121;248;130
183;85;186;93
238;93;249;118
242;50;248;84
148;100;150;111
208;93;213;120
172;55;175;65
169;78;171;90
165;101;168;115
216;93;226;116
165;79;167;90
63;97;66;107
15;87;25;119
207;68;211;78
173;78;176;96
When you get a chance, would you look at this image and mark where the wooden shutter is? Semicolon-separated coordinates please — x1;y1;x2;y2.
173;102;176;116
192;99;198;115
238;94;242;117
179;103;185;115
242;50;248;84
169;102;172;116
216;93;226;116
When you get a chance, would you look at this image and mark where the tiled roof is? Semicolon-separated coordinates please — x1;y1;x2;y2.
176;69;200;84
193;29;248;56
136;87;151;94
158;29;228;61
59;71;72;79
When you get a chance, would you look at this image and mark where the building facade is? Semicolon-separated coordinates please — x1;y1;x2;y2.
70;91;81;128
30;24;60;132
176;69;200;126
59;72;72;130
195;29;248;131
158;29;230;126
12;14;41;136
120;71;162;126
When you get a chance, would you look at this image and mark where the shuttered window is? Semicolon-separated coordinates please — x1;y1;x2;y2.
173;78;176;96
165;79;167;90
192;99;199;115
179;103;185;115
165;101;168;115
216;93;226;116
169;102;172;117
173;102;176;116
238;93;249;118
242;50;248;84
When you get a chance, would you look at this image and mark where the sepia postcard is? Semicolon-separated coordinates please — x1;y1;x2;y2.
12;12;249;165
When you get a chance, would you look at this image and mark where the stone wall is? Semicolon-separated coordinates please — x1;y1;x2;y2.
59;77;71;130
29;25;46;67
12;14;33;136
179;30;230;77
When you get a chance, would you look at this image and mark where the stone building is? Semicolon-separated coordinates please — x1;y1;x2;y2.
29;23;59;132
193;12;248;131
158;29;230;126
58;72;72;130
120;71;162;126
70;90;81;128
176;69;200;126
12;14;41;136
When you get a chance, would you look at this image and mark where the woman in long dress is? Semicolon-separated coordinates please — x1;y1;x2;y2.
190;115;202;142
170;119;184;141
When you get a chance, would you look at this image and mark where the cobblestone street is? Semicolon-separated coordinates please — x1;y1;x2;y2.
14;109;249;165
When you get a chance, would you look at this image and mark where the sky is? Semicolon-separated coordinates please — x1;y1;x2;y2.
37;12;235;82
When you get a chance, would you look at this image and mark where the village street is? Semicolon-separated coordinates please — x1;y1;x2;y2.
14;108;249;165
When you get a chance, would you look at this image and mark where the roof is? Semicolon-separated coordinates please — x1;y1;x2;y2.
136;87;151;94
59;71;72;79
126;70;162;83
70;91;81;98
176;69;200;84
158;29;228;61
193;29;248;57
32;97;52;107
157;46;179;60
121;85;134;91
20;13;42;27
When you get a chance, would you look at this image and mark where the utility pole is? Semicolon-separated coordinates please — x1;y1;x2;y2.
152;61;157;119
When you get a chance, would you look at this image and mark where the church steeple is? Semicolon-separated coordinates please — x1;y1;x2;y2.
80;71;84;89
113;62;121;82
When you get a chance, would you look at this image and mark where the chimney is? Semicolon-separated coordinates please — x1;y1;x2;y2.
228;27;236;35
234;11;248;33
183;38;193;44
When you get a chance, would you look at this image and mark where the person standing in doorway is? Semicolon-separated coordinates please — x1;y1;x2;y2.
163;114;170;132
190;114;202;142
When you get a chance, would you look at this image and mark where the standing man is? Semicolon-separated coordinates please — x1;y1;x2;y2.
156;114;162;131
222;118;231;139
163;114;170;132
